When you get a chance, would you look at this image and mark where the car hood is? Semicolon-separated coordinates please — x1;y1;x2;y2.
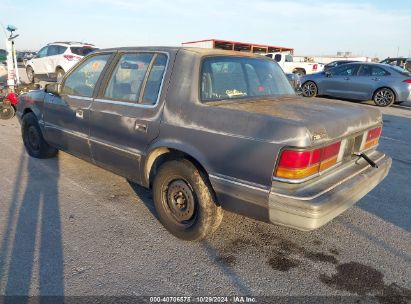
212;95;382;146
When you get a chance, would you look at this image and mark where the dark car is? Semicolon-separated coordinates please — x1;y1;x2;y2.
380;57;411;71
16;47;391;241
0;49;7;63
301;62;411;106
324;60;358;71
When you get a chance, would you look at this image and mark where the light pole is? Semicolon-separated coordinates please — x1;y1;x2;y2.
5;24;20;91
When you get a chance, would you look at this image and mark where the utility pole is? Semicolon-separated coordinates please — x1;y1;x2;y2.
4;25;20;92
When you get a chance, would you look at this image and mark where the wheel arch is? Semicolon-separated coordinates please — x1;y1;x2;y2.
293;68;306;74
372;86;397;101
143;143;212;189
302;79;320;96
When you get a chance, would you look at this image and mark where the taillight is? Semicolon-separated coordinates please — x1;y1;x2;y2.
64;55;81;61
361;127;382;150
275;141;341;180
403;79;411;83
313;64;318;71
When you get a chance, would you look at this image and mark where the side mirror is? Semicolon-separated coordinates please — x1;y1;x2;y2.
45;83;61;95
325;71;332;77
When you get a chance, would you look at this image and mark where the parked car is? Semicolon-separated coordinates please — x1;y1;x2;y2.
0;63;6;84
17;51;36;62
25;42;98;83
17;47;391;241
380;57;411;71
265;52;324;76
324;60;359;71
301;62;411;106
0;49;7;63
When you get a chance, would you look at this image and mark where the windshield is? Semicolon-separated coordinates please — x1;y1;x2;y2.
70;47;98;56
201;56;294;101
388;65;411;76
285;55;293;62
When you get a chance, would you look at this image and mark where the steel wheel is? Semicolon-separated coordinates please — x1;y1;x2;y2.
373;88;395;107
162;179;197;228
21;113;58;158
153;160;223;241
27;125;41;153
302;81;318;97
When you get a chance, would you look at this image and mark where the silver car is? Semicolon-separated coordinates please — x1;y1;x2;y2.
301;62;411;106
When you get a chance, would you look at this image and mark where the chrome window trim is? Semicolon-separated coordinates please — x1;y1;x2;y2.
67;95;93;101
99;51;170;108
94;98;157;109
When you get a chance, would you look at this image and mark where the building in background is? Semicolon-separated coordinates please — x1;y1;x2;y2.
182;39;294;54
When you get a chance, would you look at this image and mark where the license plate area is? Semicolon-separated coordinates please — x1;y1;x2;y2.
340;133;365;162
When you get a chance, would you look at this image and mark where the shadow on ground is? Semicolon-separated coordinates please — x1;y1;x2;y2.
0;154;64;302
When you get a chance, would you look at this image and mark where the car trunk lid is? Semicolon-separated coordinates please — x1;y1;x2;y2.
212;95;382;144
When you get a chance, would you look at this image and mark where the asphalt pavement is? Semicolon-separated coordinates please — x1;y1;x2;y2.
0;89;410;301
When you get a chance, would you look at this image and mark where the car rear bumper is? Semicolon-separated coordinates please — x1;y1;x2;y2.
396;85;411;102
268;151;391;231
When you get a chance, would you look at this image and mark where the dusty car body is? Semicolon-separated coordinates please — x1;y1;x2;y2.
16;47;391;240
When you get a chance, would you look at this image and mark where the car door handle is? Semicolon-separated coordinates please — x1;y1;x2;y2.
344;77;350;80
372;78;380;81
76;109;84;119
135;123;147;132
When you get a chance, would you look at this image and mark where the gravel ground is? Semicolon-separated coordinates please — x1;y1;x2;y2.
0;97;410;302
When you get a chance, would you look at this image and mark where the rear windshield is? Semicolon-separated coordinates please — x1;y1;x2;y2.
388;65;411;76
70;47;98;56
201;56;294;101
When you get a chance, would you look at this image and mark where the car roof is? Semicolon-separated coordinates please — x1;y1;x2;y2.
94;46;271;58
48;42;96;47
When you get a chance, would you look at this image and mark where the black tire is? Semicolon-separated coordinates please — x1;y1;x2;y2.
26;66;35;83
0;105;15;120
302;81;318;97
56;68;65;82
373;88;395;107
152;159;223;241
22;113;58;158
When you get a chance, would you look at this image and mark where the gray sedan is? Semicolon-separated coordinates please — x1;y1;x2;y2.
301;62;411;106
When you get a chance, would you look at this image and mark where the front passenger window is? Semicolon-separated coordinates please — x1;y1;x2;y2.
333;65;356;76
62;54;110;97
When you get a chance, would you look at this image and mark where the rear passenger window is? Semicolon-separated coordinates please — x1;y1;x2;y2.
371;66;389;76
104;53;153;102
142;54;167;105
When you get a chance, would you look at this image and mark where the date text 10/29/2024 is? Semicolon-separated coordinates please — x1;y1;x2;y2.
149;296;257;303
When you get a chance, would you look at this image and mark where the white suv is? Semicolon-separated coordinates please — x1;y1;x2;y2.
25;42;98;82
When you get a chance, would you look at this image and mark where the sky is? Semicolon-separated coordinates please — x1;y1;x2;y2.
0;0;410;59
